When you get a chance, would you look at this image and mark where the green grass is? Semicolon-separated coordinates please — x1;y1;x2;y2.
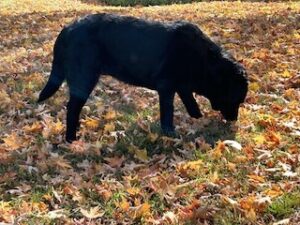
267;191;300;219
214;210;245;225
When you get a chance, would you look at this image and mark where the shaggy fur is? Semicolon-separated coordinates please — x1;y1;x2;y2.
38;13;248;142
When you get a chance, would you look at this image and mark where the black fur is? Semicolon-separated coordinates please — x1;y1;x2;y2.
38;13;248;142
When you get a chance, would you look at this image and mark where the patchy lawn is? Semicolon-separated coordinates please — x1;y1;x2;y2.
0;0;299;224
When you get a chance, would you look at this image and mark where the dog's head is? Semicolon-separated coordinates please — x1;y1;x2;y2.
201;54;248;121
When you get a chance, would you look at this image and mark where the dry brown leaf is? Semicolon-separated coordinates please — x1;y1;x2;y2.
247;175;265;183
53;156;72;169
177;159;203;177
2;133;25;150
263;185;283;198
103;109;117;120
23;121;43;133
104;155;125;168
103;122;115;133
134;148;148;162
0;90;11;109
127;187;141;196
80;206;104;219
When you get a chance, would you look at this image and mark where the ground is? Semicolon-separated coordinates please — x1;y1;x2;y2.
0;0;299;224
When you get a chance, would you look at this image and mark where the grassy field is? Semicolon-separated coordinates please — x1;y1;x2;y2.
0;0;300;224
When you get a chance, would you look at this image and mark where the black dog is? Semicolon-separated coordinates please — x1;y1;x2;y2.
38;13;248;142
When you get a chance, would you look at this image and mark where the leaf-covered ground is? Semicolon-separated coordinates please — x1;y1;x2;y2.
0;0;299;224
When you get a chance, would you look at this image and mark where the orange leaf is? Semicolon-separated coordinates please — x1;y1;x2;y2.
247;175;265;183
32;202;48;212
119;198;130;212
245;208;256;221
232;155;248;163
266;131;281;146
148;132;158;142
95;185;113;201
82;117;99;129
103;122;115;133
134;203;151;219
227;162;237;172
127;187;141;196
177;160;203;177
239;196;256;210
23;122;43;133
2;133;24;150
42;117;64;138
211;141;225;159
249;82;260;92
263;185;283;198
103;109;117;120
281;70;291;78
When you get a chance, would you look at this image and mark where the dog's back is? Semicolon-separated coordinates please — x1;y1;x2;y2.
62;14;172;88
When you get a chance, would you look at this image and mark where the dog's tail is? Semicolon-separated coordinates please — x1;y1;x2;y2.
38;28;67;103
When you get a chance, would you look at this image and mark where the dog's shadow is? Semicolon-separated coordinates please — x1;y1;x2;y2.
187;119;237;146
113;102;237;156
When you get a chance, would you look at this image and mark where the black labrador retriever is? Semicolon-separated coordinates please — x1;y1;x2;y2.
38;13;248;142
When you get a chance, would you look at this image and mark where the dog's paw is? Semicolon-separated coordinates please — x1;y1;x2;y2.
66;135;77;143
161;126;178;138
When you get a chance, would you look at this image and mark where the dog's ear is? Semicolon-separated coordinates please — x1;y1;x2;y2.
208;56;230;86
227;67;248;103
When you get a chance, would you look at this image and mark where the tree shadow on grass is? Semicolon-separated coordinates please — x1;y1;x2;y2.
78;0;195;7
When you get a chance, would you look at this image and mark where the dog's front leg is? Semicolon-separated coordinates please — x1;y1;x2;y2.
158;89;175;136
177;89;202;119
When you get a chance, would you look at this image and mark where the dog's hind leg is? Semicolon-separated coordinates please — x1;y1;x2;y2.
66;94;87;142
177;89;202;119
66;70;100;142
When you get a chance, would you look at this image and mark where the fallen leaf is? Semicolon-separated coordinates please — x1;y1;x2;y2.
211;141;225;159
223;140;242;151
23;121;43;133
133;202;151;219
104;155;125;168
2;133;25;150
264;187;283;198
245;208;256;221
119;198;130;212
273;218;290;225
134;148;148;162
247;175;265;183
52;156;72;169
82;117;99;129
127;187;141;196
103;122;115;133
162;211;178;224
281;69;291;78
103;109;117;120
80;206;104;219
